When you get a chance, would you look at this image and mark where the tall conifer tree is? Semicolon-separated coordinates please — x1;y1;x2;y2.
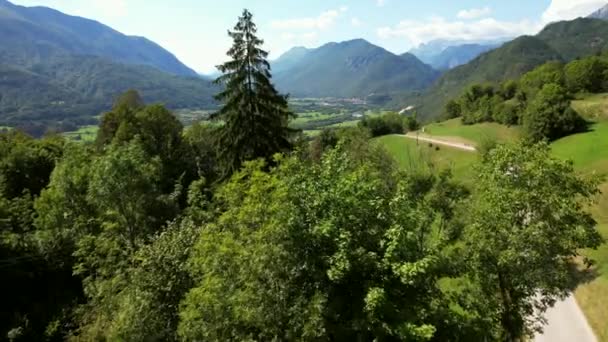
213;9;295;176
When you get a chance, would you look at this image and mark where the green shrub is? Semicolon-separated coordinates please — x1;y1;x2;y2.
359;112;406;137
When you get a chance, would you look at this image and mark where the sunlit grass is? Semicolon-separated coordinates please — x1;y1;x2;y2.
423;118;521;146
374;134;477;183
62;125;98;142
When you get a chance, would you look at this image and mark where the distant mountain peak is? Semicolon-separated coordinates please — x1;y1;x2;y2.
271;39;439;98
342;38;369;44
588;3;608;20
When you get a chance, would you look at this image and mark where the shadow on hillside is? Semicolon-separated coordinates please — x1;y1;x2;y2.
564;257;599;292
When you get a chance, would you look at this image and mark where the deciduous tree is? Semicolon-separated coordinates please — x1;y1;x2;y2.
463;142;603;341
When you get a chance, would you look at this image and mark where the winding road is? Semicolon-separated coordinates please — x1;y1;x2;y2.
398;133;598;342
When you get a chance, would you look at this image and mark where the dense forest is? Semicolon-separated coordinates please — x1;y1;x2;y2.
1;10;604;342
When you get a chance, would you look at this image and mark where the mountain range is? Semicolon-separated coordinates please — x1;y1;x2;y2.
2;0;608;131
408;39;506;70
271;39;439;98
412;17;608;120
423;43;504;70
589;3;608;20
0;0;218;132
0;0;195;76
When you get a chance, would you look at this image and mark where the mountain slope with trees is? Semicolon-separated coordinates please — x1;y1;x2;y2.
588;3;608;20
414;18;608;120
428;43;502;70
408;39;506;70
0;0;196;76
0;0;217;134
0;56;217;135
272;39;440;98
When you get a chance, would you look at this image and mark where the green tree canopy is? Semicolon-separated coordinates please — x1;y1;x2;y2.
564;56;608;93
519;61;565;97
179;138;470;341
212;9;295;177
463;142;603;341
523;83;585;141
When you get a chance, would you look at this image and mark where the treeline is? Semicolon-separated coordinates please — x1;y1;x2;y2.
0;10;603;342
358;111;419;137
444;52;608;141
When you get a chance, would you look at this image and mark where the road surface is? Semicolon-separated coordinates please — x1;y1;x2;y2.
401;133;477;152
401;131;597;342
534;295;597;342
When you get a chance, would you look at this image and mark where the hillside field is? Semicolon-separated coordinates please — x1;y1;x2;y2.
378;93;608;341
374;135;477;182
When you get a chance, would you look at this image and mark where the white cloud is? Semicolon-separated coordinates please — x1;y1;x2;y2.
377;0;386;7
271;8;347;31
377;16;540;46
457;7;492;20
542;0;606;23
351;17;362;27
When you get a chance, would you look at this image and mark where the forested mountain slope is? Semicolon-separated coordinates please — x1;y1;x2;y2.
414;18;608;120
272;39;440;98
0;0;196;76
0;0;217;132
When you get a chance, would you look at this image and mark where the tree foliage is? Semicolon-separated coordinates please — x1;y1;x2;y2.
564;56;608;93
212;9;295;177
463;142;602;341
179;137;470;341
523;83;585;142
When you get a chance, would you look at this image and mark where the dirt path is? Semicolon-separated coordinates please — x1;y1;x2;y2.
534;295;597;342
401;133;477;152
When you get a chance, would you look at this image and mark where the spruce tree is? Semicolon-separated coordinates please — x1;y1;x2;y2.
213;9;295;176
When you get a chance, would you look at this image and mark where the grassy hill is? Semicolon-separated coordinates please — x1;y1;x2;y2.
273;39;440;98
378;93;608;341
374;135;477;182
413;18;608;121
422;119;521;145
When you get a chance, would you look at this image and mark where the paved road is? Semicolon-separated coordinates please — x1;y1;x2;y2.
534;295;597;342
401;133;477;152
402;131;597;342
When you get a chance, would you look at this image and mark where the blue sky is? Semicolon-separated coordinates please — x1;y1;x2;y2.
11;0;608;73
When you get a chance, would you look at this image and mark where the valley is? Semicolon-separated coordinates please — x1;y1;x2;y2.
2;0;608;341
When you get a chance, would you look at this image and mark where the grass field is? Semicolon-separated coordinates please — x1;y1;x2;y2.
423;118;521;146
564;94;608;341
374;135;478;182
551;122;608;175
63;125;98;142
576;181;608;342
573;93;608;121
292;112;337;125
